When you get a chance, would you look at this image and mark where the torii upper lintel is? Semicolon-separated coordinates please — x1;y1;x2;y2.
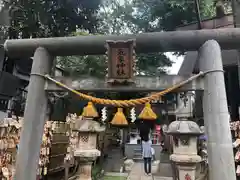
4;28;240;57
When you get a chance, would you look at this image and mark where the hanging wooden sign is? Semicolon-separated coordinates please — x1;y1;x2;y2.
105;39;136;84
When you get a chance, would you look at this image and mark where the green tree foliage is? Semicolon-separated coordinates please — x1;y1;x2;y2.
56;31;107;77
57;55;107;77
119;0;226;72
137;53;172;76
58;0;225;76
2;0;101;39
93;0;173;76
129;0;215;31
2;0;229;77
98;0;136;34
130;0;232;31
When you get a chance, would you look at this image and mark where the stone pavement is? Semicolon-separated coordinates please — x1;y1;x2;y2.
103;147;125;172
127;163;173;180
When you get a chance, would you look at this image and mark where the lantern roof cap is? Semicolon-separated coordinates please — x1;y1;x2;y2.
167;118;202;136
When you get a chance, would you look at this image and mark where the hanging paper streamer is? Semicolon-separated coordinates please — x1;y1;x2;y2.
101;107;107;122
130;107;136;123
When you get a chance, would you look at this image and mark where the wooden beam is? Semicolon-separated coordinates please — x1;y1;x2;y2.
175;14;234;31
45;75;204;92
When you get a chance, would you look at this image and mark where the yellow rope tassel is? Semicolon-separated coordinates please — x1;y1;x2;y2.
138;103;157;120
81;102;99;118
110;108;128;125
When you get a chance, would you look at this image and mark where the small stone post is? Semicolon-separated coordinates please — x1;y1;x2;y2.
73;117;105;180
167;118;202;180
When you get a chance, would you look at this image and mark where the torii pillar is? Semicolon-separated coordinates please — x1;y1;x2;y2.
14;47;53;180
198;40;236;180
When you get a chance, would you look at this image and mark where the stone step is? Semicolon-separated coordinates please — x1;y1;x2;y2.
154;176;173;180
134;152;142;156
105;172;128;177
133;149;142;153
155;163;173;177
133;154;142;158
133;157;143;162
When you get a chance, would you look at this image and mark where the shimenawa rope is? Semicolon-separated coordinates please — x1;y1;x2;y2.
44;71;206;107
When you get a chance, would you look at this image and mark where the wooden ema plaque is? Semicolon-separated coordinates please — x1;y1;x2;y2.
106;39;135;84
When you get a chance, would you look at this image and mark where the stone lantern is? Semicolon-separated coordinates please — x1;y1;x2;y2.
167;118;202;180
73;117;105;180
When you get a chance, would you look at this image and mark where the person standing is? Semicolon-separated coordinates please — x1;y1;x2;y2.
142;135;152;176
139;121;150;152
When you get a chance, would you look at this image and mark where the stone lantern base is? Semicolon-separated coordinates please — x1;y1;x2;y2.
74;149;101;180
170;154;201;180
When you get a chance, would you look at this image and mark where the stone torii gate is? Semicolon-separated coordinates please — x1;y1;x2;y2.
4;28;239;180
